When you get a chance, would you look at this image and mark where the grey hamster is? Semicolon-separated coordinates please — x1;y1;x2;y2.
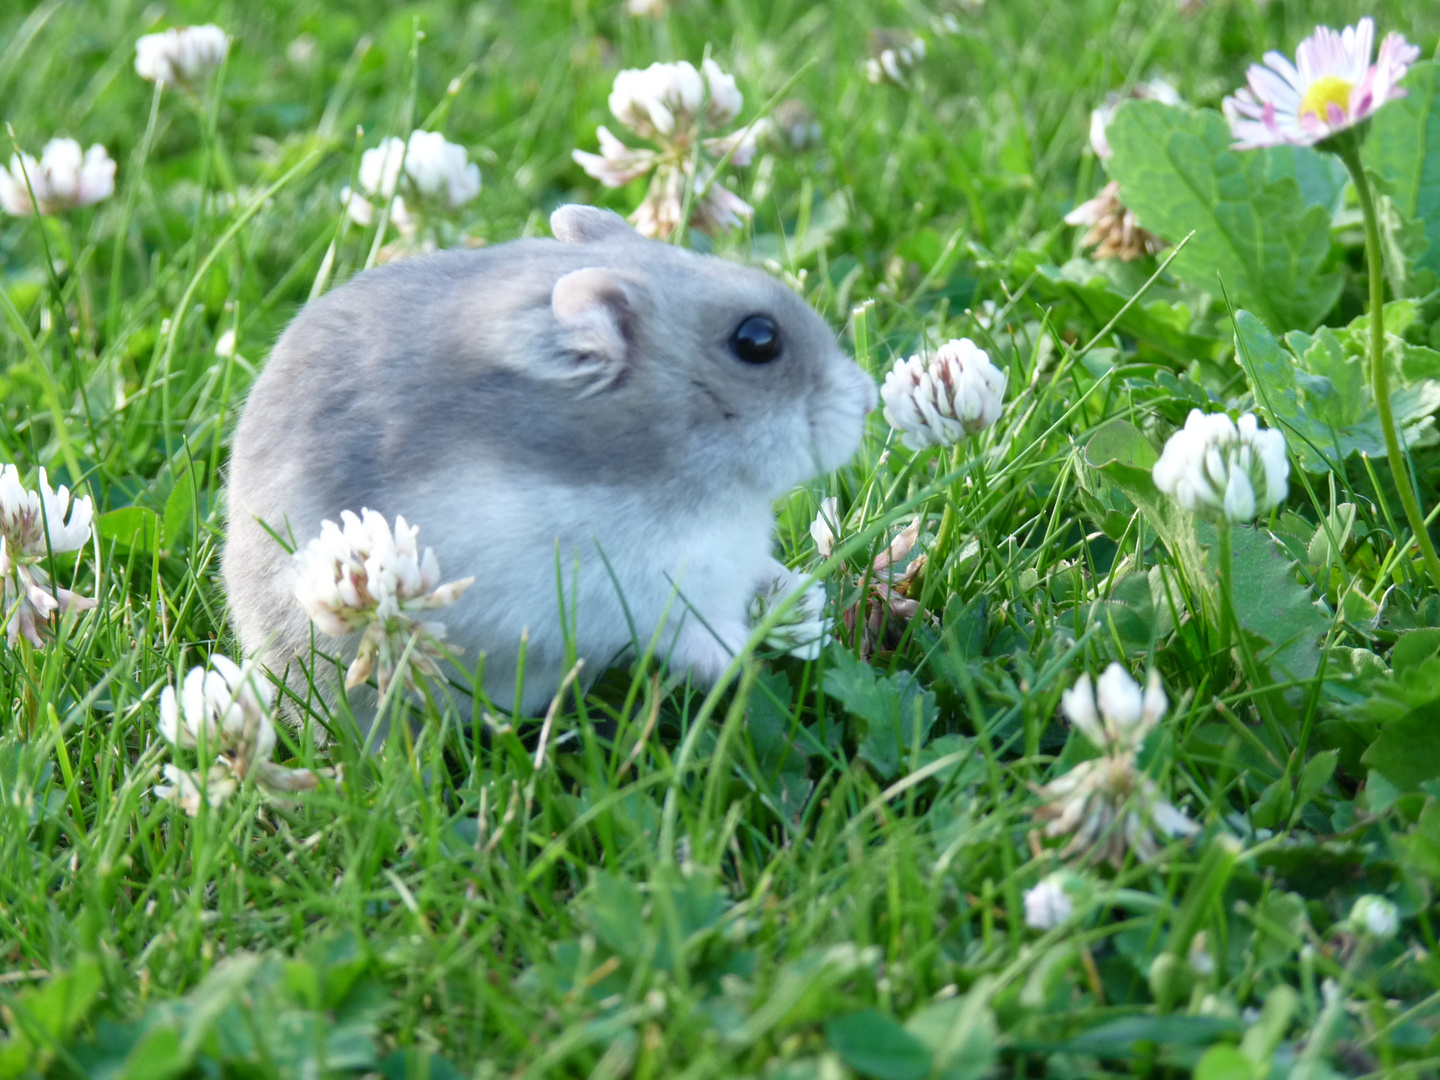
223;204;876;731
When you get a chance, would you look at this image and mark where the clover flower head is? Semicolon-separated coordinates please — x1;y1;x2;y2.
158;654;276;774
1034;666;1197;868
0;465;96;648
293;508;474;694
0;139;116;217
1088;79;1181;159
1346;895;1399;941
881;338;1006;451
865;32;926;86
1152;410;1290;523
1064;180;1167;261
1223;18;1419;149
573;58;759;239
342;131;480;236
135;24;230;86
750;568;832;661
154;654;322;816
1023;873;1076;930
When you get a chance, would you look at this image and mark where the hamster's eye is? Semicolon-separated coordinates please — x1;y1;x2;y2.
730;315;782;364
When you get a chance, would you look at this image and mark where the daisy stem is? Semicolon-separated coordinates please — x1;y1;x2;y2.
1339;147;1440;593
1216;518;1234;651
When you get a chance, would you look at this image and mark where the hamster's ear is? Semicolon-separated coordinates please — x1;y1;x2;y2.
550;267;635;394
550;204;635;244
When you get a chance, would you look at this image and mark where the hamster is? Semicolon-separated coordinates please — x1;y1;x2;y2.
223;204;876;730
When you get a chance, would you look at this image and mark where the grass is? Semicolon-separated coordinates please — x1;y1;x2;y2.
3;0;1440;1076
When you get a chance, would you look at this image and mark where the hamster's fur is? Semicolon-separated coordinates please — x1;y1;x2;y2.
223;205;876;729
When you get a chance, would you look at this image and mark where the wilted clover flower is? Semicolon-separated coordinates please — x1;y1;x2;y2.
0;138;116;217
572;59;762;239
134;24;230;86
880;338;1006;451
749;568;832;661
0;465;96;648
155;654;319;816
293;508;475;695
1152;410;1289;524
1223;18;1418;150
1065;181;1166;261
1346;895;1399;941
342;131;481;242
865;31;926;86
1033;664;1199;868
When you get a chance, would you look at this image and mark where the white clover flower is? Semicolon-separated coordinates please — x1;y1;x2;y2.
215;328;237;359
1346;895;1399;940
880;338;1007;451
1152;410;1289;524
154;654;320;815
573;59;759;239
810;496;841;559
749;568;832;661
1064;180;1167;261
158;654;276;775
1023;874;1076;930
0;464;96;648
625;0;671;14
0;139;116;217
135;24;230;86
343;132;479;236
293;508;475;694
1087;79;1182;160
1034;665;1198;868
1223;18;1419;149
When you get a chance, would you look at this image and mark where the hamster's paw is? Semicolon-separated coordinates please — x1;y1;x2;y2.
668;616;749;685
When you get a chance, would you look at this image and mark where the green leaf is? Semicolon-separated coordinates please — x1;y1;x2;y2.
1392;628;1440;674
825;1010;931;1080
1240;985;1297;1070
1106;102;1341;331
904;987;998;1080
97;507;159;554
1264;144;1349;216
1363;61;1440;276
1222;522;1328;687
1361;698;1440;792
1194;1044;1254;1080
0;960;104;1077
1251;776;1294;830
822;652;938;780
1398;799;1440;882
1307;503;1357;568
1295;750;1338;815
1235;310;1440;474
162;462;204;551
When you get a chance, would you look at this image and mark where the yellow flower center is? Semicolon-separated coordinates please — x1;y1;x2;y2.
1299;75;1354;122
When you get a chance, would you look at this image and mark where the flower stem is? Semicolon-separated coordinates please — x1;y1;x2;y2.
1217;518;1234;650
920;440;967;612
1339;147;1440;593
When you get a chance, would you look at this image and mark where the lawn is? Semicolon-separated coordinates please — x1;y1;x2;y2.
3;0;1440;1076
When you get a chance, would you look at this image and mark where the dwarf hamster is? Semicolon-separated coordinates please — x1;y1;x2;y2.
223;204;877;729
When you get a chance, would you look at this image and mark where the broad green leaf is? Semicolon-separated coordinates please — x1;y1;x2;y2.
1251;776;1293;830
1106;102;1341;331
1194;1044;1254;1080
1295;749;1338;813
1363;61;1440;276
0;960;104;1077
1234;310;1440;473
1398;799;1440;882
905;987;998;1080
822;651;937;780
1240;985;1298;1069
1058;1015;1241;1057
825;1010;931;1080
1393;628;1440;673
98;507;159;554
162;462;204;551
1264;144;1349;217
1361;698;1440;792
1223;522;1328;687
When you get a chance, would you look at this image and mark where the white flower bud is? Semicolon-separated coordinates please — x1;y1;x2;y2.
1347;895;1399;940
1152;409;1289;523
1023;874;1075;930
